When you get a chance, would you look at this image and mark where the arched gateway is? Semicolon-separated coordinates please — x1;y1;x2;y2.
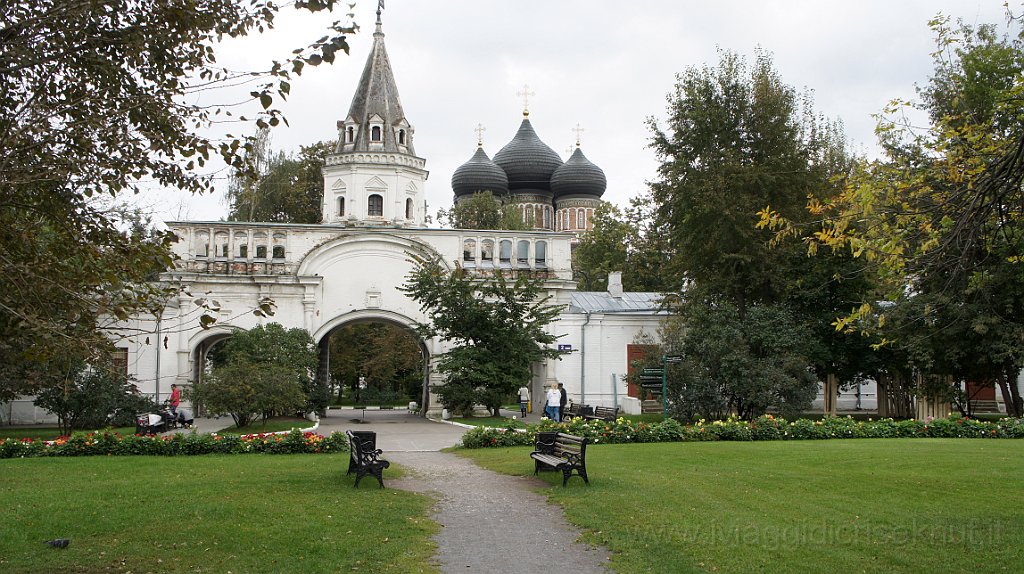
108;8;665;419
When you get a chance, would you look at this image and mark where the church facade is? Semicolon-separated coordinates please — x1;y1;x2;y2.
2;11;665;424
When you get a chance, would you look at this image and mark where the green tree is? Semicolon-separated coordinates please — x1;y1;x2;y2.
0;1;354;400
437;191;527;230
328;323;424;403
661;300;818;421
647;49;848;310
201;323;323;417
34;360;156;436
227;139;335;223
646;48;868;415
193;361;306;428
572;200;678;293
401;254;568;416
761;15;1024;415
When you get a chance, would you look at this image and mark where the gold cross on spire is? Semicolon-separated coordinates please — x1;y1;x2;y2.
572;123;585;146
474;123;486;147
516;84;535;117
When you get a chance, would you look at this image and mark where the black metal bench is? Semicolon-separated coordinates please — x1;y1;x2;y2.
583;405;619;422
563;403;590;420
530;432;590;486
346;430;390;488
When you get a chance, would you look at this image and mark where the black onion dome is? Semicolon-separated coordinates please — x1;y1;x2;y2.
551;147;607;199
452;147;509;197
492;118;563;191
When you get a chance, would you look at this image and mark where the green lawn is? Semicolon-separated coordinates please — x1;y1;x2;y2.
458;439;1024;573
449;416;527;429
212;416;313;435
1;454;437;573
0;427;136;441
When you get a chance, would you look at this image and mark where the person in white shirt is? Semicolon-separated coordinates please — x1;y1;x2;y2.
518;385;531;417
545;384;561;421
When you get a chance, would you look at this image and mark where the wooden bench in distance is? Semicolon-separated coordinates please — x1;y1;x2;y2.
583;405;619;422
346;429;390;488
530;432;590;486
563;403;589;420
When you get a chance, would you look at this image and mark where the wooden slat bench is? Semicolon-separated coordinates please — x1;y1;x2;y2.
583;405;619;422
346;430;390;488
563;403;589;420
530;432;590;486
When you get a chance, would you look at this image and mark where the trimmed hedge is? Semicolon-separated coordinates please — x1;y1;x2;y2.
0;429;349;459
458;414;1024;448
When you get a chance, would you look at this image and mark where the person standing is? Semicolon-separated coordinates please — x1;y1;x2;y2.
545;384;560;421
169;384;181;415
557;383;567;421
518;384;531;418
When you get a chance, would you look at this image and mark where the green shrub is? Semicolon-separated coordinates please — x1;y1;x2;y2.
0;429;349;459
456;414;1024;448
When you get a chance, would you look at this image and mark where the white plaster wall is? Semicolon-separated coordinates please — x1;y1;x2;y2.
554;313;664;411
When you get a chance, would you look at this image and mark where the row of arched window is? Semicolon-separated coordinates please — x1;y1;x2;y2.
194;230;286;260
462;238;547;267
556;207;591;231
337;196;414;219
343;125;408;146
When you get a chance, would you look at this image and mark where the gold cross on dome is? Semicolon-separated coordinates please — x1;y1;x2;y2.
516;84;535;116
474;123;486;146
572;123;585;146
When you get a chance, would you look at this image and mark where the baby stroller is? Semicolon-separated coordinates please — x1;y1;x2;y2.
135;411;166;435
135;405;194;435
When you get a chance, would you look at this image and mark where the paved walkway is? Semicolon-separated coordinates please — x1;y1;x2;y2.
186;409;610;572
325;409;610;573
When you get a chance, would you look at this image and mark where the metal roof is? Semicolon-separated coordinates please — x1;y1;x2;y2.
567;291;668;314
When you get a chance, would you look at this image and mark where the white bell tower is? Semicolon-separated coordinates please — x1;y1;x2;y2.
322;6;428;227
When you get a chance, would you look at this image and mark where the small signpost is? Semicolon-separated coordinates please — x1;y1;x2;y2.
635;356;683;420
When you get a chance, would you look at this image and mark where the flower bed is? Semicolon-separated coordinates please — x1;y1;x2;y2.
0;429;349;459
457;414;1024;448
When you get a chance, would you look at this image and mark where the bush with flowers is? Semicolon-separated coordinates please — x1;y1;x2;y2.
0;428;349;459
456;414;1024;448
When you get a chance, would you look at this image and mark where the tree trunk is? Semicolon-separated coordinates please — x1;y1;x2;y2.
997;369;1023;417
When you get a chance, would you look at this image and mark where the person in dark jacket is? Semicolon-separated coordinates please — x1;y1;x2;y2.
558;383;567;421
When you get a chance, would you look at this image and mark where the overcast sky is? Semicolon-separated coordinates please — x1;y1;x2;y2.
151;0;1009;223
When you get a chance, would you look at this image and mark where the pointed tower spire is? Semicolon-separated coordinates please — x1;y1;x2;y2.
323;6;429;228
337;1;413;155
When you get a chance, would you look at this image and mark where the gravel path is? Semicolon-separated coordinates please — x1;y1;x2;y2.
388;451;611;574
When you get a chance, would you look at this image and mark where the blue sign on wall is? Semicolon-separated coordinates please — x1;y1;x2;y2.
558;344;572;351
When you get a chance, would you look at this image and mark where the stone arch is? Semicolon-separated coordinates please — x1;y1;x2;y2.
186;326;245;407
313;309;432;415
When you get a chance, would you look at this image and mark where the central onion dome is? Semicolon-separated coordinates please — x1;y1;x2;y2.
551;146;607;199
452;146;509;198
492;118;563;192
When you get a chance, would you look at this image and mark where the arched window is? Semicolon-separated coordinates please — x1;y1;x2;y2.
234;232;247;258
368;194;383;217
577;209;586;229
463;239;476;262
516;240;530;265
272;245;285;259
196;232;210;257
256;245;267;259
481;239;494;262
398;129;406;145
346;126;354;143
543;207;551;229
499;240;512;264
405;198;413;220
535;241;547;266
338;197;346;216
371;126;382;142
